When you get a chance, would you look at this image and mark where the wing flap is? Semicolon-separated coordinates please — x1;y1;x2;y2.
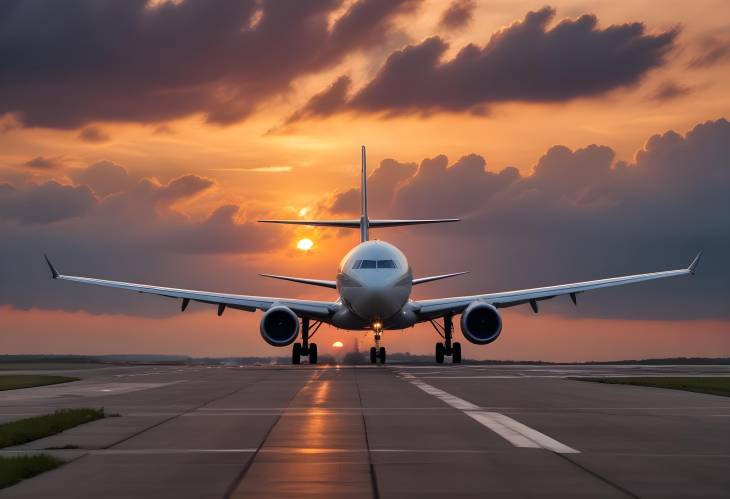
259;273;337;289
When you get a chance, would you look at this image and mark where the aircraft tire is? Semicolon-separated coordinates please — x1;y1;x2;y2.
370;347;377;364
379;347;386;364
309;343;318;364
452;342;462;363
435;343;445;364
292;343;302;365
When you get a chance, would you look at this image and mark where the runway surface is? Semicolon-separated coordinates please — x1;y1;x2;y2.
0;363;729;498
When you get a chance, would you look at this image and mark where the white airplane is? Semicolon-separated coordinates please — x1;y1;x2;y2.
44;147;701;365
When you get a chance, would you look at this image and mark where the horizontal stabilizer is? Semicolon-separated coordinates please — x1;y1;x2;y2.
258;219;459;228
259;274;337;289
412;271;468;286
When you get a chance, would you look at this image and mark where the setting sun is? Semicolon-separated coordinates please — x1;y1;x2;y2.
332;341;344;348
296;238;314;251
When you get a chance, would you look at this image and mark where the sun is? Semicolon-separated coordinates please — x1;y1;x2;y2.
332;341;344;348
296;238;314;251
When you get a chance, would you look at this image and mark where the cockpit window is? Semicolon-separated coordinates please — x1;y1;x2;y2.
352;259;397;269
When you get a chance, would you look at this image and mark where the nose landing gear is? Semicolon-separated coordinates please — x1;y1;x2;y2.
369;323;386;364
430;314;462;364
292;318;321;365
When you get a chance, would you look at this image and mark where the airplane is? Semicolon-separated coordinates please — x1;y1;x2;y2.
43;146;702;365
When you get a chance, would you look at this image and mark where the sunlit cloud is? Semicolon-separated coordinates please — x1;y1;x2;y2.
210;166;293;173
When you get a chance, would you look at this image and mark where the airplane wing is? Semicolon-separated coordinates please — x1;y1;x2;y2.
43;255;335;319
413;252;702;320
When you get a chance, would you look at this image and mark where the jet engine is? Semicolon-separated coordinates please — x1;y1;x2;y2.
460;302;502;344
260;306;300;346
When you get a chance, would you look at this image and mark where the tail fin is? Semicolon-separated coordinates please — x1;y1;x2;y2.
259;147;460;235
360;145;369;242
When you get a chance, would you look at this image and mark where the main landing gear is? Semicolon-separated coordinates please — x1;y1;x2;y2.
292;318;322;365
430;314;461;364
369;324;386;364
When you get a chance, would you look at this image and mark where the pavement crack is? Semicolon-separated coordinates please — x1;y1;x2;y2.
354;367;381;499
554;452;640;498
222;368;324;499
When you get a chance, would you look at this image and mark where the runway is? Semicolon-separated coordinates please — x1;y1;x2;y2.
0;363;728;498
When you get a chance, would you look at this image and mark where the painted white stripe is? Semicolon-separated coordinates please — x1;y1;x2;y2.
401;372;579;454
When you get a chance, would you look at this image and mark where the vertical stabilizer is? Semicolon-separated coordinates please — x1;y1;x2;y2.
360;145;369;242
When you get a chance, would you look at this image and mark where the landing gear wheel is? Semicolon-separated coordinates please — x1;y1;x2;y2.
435;342;445;364
452;342;462;364
292;342;302;365
379;347;386;364
370;347;377;364
309;343;318;364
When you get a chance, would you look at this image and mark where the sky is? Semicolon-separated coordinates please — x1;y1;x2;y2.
0;0;728;361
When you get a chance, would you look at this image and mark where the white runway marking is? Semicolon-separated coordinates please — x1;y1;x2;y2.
399;371;579;454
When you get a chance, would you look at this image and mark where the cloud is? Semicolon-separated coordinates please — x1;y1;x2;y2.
438;0;475;31
0;181;96;224
288;7;678;121
320;118;730;320
68;161;131;196
646;81;692;102
24;156;64;169
0;160;285;316
328;158;417;214
688;31;730;68
0;0;421;129
78;126;111;143
281;76;352;127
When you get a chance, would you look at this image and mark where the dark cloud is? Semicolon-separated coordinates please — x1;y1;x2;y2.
328;158;417;214
0;161;283;316
688;31;730;68
438;0;475;31
78;126;111;143
0;181;96;224
24;156;64;169
68;161;132;197
322;119;730;320
646;81;692;102
0;0;420;129
288;7;678;121
282;76;352;127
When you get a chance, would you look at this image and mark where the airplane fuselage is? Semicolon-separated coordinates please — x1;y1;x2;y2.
333;240;417;330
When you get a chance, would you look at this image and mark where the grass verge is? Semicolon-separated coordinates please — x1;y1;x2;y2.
0;409;106;448
0;375;78;391
572;376;730;397
0;454;63;489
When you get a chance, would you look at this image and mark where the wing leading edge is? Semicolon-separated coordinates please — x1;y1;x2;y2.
414;252;702;320
43;255;335;319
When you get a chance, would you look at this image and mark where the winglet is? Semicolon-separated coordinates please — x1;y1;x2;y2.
688;251;703;275
43;254;59;279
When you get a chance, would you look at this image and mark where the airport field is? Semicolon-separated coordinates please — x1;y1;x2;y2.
0;363;727;497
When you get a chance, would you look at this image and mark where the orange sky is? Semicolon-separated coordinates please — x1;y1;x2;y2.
0;0;728;359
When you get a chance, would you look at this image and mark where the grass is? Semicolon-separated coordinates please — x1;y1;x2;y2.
0;363;103;371
572;377;730;397
0;408;106;448
0;455;63;489
0;375;78;391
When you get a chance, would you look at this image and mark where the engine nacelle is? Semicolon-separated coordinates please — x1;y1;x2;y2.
460;302;502;345
260;306;300;346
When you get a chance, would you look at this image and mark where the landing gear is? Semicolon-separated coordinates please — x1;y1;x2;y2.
429;314;462;364
369;325;386;364
291;318;322;364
